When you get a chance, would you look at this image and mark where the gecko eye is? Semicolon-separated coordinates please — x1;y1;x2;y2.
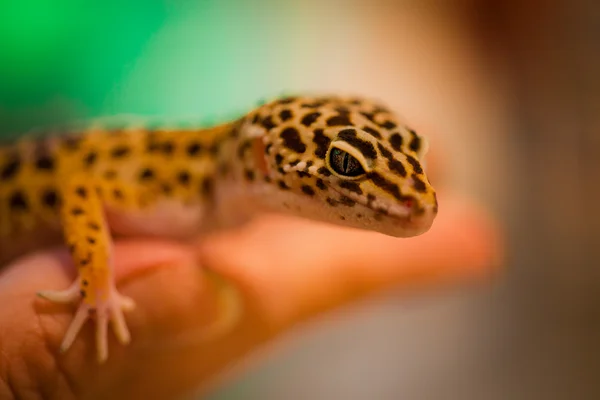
329;148;366;178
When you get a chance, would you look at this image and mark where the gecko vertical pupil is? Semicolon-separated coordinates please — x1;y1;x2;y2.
329;148;365;177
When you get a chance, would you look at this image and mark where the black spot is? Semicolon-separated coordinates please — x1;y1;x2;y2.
317;166;331;177
80;254;90;266
301;185;315;196
301;100;326;108
379;120;397;130
389;133;403;151
261;115;277;130
389;159;407;177
367;193;376;205
340;216;346;221
363;126;382;139
326;114;352;126
186;141;202;156
316;178;327;190
229;124;241;138
360;112;376;123
340;181;363;195
278;180;290;190
232;139;247;158
35;155;55;171
296;170;310;178
409;135;422;153
264;143;272;155
87;236;96;244
1;156;21;180
280;127;306;153
201;177;214;197
71;206;84;216
412;174;427;192
83;151;97;167
110;145;131;158
104;169;117;179
367;172;406;201
177;171;191;185
301;112;321;127
42;189;60;208
113;188;124;200
377;143;393;160
326;198;338;207
82;279;89;286
405;155;423;174
378;143;406;177
161;183;173;194
335;106;351;113
217;162;230;175
312;129;331;159
208;143;219;156
80;290;86;298
9;191;28;211
139;167;155;180
339;195;355;206
61;136;82;150
75;186;87;199
244;169;255;181
88;221;100;231
251;113;261;124
278;97;297;104
160;141;175;155
279;109;293;121
146;142;160;153
277;167;285;174
338;128;377;159
275;154;284;165
375;208;389;216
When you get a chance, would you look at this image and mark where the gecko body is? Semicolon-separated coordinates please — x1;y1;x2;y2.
0;95;438;362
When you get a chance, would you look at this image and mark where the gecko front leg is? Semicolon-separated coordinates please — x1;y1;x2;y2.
37;177;135;363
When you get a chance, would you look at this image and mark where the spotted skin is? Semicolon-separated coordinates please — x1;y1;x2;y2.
0;95;437;363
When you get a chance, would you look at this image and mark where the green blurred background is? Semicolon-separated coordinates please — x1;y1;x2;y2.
0;0;304;134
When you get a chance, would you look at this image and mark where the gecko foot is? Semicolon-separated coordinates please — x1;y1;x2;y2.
38;282;136;363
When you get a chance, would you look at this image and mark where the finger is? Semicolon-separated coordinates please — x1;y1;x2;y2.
197;191;501;328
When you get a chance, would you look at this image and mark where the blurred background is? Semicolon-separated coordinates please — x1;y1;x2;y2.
1;0;598;398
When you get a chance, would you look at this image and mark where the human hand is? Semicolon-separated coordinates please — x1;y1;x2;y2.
0;192;501;400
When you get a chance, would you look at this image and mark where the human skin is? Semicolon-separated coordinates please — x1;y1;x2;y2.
0;191;501;400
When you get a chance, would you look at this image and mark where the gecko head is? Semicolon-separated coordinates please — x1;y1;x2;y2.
250;96;438;238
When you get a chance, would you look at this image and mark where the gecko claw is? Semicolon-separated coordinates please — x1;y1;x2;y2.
39;282;135;363
37;281;80;303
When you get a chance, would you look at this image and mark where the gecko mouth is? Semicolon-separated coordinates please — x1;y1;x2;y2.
322;176;423;223
295;168;434;235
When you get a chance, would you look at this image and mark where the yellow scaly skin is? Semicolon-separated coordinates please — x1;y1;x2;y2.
0;95;438;362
